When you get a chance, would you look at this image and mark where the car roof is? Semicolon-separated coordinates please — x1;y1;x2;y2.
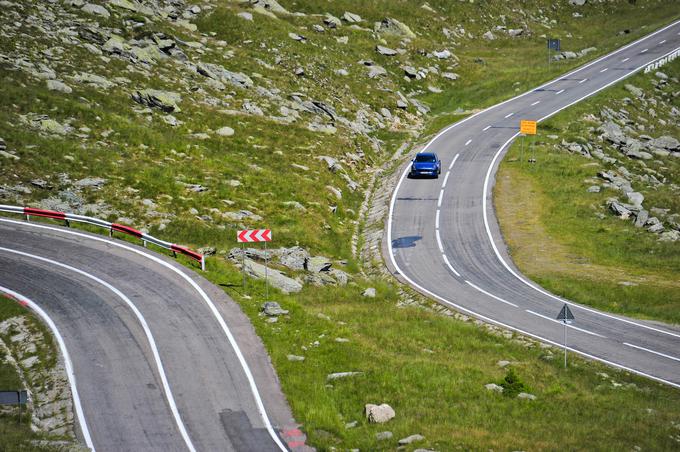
416;152;437;157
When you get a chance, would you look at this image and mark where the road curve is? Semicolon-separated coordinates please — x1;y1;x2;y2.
388;20;680;387
0;218;299;451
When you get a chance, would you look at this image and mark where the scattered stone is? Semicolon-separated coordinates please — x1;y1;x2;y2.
305;256;332;273
376;431;393;441
261;301;289;316
238;11;253;21
485;383;504;393
624;84;644;98
132;89;182;113
587;185;601;193
398;434;425;445
432;49;452;59
216;126;235;137
376;45;397;56
73;72;114;89
243;259;302;293
287;354;305;362
362;287;376;298
342;11;362;23
288;32;307;42
75;177;106;189
345;421;358;429
324;13;342;28
497;360;511;368
483;31;496;40
82;3;110;17
365;403;395;424
46;79;72;94
368;65;387;78
517;392;537;400
196;62;254;88
374;18;416;39
327;372;363;381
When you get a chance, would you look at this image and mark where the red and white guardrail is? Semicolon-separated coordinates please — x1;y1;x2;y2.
0;204;205;271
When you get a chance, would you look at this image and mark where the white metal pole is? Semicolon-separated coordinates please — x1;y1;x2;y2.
564;321;568;368
264;240;269;300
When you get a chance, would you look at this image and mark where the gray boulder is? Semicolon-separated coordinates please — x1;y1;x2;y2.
483;31;496;40
197;62;253;88
624;84;644;98
365;403;395;423
626;191;644;207
376;431;393;441
261;301;288;316
279;246;310;270
376;45;397;56
374;18;416;38
305;256;332;273
47;80;72;94
518;392;537;400
634;210;649;228
326;372;363;381
651;136;680;151
399;434;425;445
82;3;110;17
362;287;376;298
485;383;504;393
432;49;452;59
324;13;341;28
216;126;234;137
243;258;303;293
368;65;387;78
132;89;182;113
343;12;362;23
608;199;632;219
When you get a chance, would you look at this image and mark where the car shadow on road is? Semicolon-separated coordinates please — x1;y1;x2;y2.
392;236;421;248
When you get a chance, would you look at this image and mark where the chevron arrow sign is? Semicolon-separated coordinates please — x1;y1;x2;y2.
237;229;272;243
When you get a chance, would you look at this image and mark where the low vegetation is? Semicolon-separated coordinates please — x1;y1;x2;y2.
1;0;679;449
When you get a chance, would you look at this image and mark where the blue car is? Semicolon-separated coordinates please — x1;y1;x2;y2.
409;152;441;178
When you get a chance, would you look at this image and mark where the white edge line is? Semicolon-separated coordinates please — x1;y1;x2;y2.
624;342;680;362
0;218;288;451
465;280;518;307
437;189;444;208
435;229;444;253
0;247;197;452
435;209;440;229
441;253;460;277
526;309;606;338
0;286;95;451
387;21;680;389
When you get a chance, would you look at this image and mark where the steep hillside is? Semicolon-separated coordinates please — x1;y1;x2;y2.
2;0;680;450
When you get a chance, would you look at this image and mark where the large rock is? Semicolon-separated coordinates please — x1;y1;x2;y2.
608;199;632;219
46;79;72;94
376;45;397;56
343;12;362;23
243;258;303;293
279;246;310;270
197;62;253;88
374;18;416;39
132;89;182;112
324;13;341;28
82;3;110;17
624;84;644;98
651;136;680;151
261;301;288;316
73;72;114;89
365;403;395;423
398;434;424;445
305;256;332;273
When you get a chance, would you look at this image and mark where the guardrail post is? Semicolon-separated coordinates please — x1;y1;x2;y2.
201;256;205;272
25;214;29;221
143;240;147;248
109;228;113;238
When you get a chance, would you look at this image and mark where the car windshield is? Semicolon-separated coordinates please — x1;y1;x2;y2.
415;154;437;163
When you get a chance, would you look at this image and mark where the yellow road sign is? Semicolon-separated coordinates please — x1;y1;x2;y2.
520;120;537;135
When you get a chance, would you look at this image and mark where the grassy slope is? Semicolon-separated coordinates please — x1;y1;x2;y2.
1;0;680;450
495;59;680;324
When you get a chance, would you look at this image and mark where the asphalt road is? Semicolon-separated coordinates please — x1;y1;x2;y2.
388;20;680;387
0;218;301;451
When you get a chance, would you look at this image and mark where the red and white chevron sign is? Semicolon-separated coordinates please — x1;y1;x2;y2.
237;229;272;243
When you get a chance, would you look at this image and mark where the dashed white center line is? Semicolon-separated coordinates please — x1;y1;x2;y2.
465;139;472;146
578;78;588;84
659;39;666;44
442;253;460;277
483;125;492;131
435;209;440;229
435;228;444;253
624;343;680;362
555;89;565;95
530;100;540;106
441;171;451;188
641;48;648;53
622;57;630;62
448;153;459;170
525;310;606;338
599;68;608;73
437;189;444;208
504;112;514;118
465;281;518;307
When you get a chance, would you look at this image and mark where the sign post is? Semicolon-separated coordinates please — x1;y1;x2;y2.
556;304;575;368
237;229;272;296
519;120;537;164
547;38;560;68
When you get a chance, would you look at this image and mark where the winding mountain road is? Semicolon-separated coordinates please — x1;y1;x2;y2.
388;20;680;387
0;218;301;451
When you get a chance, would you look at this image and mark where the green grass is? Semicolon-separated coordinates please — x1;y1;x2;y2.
495;58;680;324
1;0;680;450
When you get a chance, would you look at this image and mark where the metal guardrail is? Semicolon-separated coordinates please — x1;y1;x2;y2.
644;47;680;73
0;204;205;270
